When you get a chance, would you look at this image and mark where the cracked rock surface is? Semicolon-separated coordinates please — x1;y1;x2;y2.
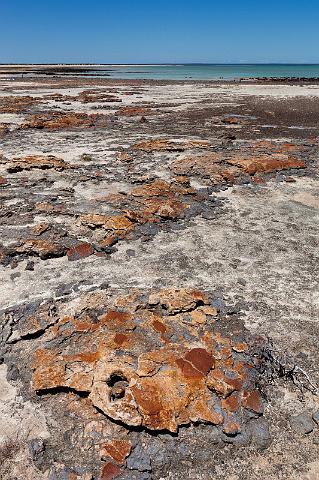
0;72;319;479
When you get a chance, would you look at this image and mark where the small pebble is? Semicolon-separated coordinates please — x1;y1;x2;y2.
249;418;271;450
289;412;314;435
25;260;35;271
312;409;319;425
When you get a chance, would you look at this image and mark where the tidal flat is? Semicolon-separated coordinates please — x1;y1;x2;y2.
0;69;319;479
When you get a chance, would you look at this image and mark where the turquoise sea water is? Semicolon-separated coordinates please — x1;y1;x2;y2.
88;64;319;80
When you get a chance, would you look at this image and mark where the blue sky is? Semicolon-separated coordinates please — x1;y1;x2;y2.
1;0;319;64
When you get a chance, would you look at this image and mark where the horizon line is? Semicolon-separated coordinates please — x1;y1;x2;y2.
1;62;319;66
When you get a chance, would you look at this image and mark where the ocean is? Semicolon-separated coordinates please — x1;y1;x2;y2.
86;64;319;80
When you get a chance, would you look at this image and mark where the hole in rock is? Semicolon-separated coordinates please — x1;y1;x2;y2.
107;372;129;401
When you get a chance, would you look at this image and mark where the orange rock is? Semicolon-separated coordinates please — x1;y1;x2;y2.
103;215;133;232
184;348;214;375
221;393;241;413
152;319;167;334
200;305;218;316
7;155;70;173
207;369;237;397
174;175;190;185
101;439;132;464
21;112;109;130
227;154;305;175
116;152;132;162
130;381;169;430
116;107;152;116
16;239;65;259
133;138;210;152
131;179;172;197
242;390;264;414
172;153;223;176
67;243;94;261
190;310;207;325
31;289;265;434
158;288;208;314
79;213;110;228
156;199;186;219
223;416;241;435
101;309;132;326
113;333;129;346
134;139;184;152
100;462;123;480
78;91;121;103
222;116;241;125
32;349;66;392
79;213;133;232
0;95;41;114
188;395;224;425
99;235;119;247
176;357;206;380
32;222;49;236
232;342;248;353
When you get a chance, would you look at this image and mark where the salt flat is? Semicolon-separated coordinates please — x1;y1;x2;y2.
0;72;318;479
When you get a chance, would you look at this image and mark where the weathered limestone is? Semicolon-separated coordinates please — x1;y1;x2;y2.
31;289;264;433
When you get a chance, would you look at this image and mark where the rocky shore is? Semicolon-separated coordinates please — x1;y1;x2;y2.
0;72;318;479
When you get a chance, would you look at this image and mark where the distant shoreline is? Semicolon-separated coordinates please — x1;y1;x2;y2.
1;64;319;81
1;63;319;67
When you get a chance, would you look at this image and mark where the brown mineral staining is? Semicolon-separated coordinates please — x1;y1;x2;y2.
207;369;239;397
171;139;308;185
157;288;208;314
99;235;119;247
31;288;263;433
232;342;248;353
75;179;195;248
0;123;10;136
0;176;8;185
78;90;122;103
67;242;94;261
221;392;241;413
32;222;50;236
1;173;201;267
175;357;206;380
172;152;224;177
116;151;132;162
133;138;211;152
152;319;167;334
0;95;42;114
113;333;129;346
99;462;123;480
116;107;153;116
242;390;264;415
227;154;305;175
222;116;243;125
131;179;174;197
5;155;70;173
79;214;133;233
103;215;134;231
223;418;241;435
184;348;215;375
16;239;66;259
21;111;109;129
32;349;67;392
101;439;132;464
